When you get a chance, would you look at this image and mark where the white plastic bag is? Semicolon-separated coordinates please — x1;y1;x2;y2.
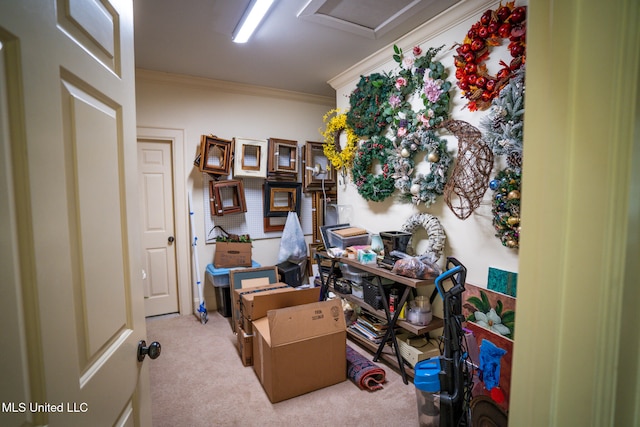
277;212;308;263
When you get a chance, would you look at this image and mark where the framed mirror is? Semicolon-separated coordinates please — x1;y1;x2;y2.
233;137;268;178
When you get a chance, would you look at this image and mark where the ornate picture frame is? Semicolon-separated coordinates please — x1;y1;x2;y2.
311;189;337;244
303;141;335;191
263;181;301;218
233;137;268;178
267;137;298;178
209;179;247;216
199;135;233;176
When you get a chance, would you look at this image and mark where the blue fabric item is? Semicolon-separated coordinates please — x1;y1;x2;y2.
479;338;507;390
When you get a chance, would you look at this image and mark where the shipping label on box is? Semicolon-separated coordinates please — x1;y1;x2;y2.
214;242;252;268
252;298;346;403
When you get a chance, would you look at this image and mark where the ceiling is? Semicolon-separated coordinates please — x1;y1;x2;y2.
133;0;460;98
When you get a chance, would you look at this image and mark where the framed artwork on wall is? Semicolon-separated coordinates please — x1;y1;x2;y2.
233;137;268;178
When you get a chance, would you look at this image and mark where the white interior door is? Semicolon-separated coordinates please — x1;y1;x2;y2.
0;1;152;425
138;139;180;316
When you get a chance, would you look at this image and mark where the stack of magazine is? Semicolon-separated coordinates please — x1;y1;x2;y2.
348;312;388;344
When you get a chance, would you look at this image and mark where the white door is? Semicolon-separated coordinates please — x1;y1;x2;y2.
138;139;180;316
0;1;153;426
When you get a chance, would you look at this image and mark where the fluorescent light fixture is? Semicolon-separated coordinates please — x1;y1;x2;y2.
232;0;275;44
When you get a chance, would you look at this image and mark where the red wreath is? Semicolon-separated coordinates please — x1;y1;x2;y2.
454;1;526;112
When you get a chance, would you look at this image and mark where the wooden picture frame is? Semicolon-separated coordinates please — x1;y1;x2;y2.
267;138;298;178
303;141;335;191
263;216;288;233
312;189;337;244
209;179;247;216
233;137;268;178
263;181;301;218
199;135;233;176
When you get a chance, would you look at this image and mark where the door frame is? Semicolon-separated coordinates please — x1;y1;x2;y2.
136;127;191;316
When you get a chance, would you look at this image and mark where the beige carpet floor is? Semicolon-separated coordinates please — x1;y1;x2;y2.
146;312;420;426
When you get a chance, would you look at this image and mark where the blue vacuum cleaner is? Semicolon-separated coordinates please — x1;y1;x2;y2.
415;257;473;427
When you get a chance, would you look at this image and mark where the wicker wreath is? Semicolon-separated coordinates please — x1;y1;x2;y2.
400;213;446;261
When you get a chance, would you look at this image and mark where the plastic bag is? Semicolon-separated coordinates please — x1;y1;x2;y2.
390;250;442;279
277;212;308;263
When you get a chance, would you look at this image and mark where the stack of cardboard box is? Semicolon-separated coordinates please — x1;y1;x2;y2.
233;283;347;403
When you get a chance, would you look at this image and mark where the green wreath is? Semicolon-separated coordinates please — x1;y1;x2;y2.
352;136;396;202
382;45;451;136
346;73;393;138
490;168;521;249
390;130;452;206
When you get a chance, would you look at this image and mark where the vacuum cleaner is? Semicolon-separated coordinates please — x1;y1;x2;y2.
415;257;474;427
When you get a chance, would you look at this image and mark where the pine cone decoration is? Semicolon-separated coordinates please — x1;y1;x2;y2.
507;151;523;170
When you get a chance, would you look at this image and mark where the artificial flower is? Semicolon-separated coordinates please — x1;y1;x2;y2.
423;78;444;103
395;77;407;90
402;55;415;69
388;94;402;108
413;46;423;56
474;308;511;336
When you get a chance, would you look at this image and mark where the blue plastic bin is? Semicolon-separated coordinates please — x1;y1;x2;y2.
205;261;261;317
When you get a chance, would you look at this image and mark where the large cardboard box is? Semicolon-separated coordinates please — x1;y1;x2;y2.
236;285;320;334
214;242;252;268
252;296;346;403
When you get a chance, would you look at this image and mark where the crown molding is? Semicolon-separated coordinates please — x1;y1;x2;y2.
135;68;336;107
327;0;499;91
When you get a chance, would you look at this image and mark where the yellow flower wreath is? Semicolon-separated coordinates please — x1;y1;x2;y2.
320;109;359;173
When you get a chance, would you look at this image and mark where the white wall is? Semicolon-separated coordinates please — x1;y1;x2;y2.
330;0;520;287
135;70;335;308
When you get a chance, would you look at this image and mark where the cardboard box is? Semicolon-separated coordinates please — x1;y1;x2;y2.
396;332;441;368
236;326;253;367
229;266;279;333
236;285;319;334
252;296;346;403
214;242;252;268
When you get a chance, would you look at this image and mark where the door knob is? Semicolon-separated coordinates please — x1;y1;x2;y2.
137;340;161;362
168;236;175;243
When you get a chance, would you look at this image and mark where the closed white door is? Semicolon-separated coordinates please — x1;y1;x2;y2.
0;1;152;426
138;139;180;316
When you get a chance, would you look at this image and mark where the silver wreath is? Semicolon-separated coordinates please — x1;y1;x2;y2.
400;213;446;261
